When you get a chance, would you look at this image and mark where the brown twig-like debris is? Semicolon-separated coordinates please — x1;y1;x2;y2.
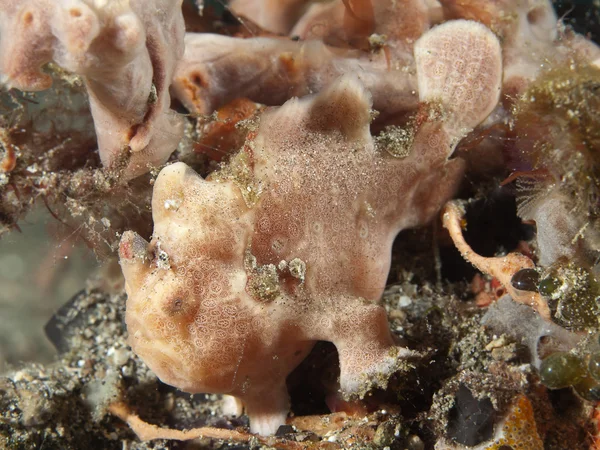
442;200;551;319
109;401;319;449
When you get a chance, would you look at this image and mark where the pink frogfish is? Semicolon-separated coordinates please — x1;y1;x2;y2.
119;20;502;435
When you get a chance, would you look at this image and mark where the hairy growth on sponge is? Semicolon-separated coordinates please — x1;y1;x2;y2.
120;20;502;435
0;0;185;179
512;65;600;267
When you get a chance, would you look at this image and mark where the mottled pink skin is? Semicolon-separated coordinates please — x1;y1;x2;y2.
120;21;502;435
0;0;185;179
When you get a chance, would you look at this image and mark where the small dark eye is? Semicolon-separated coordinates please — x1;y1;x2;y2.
164;297;184;315
511;268;540;292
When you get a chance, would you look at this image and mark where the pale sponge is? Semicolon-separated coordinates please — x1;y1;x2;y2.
172;33;419;119
0;0;185;179
120;21;502;435
414;19;502;139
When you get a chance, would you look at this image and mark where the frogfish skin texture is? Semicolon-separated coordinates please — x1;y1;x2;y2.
119;20;502;435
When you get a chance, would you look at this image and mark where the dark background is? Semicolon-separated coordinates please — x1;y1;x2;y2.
553;0;600;43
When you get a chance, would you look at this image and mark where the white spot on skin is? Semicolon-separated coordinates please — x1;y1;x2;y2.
272;238;285;253
155;241;171;270
164;199;181;211
288;258;306;282
359;223;369;239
